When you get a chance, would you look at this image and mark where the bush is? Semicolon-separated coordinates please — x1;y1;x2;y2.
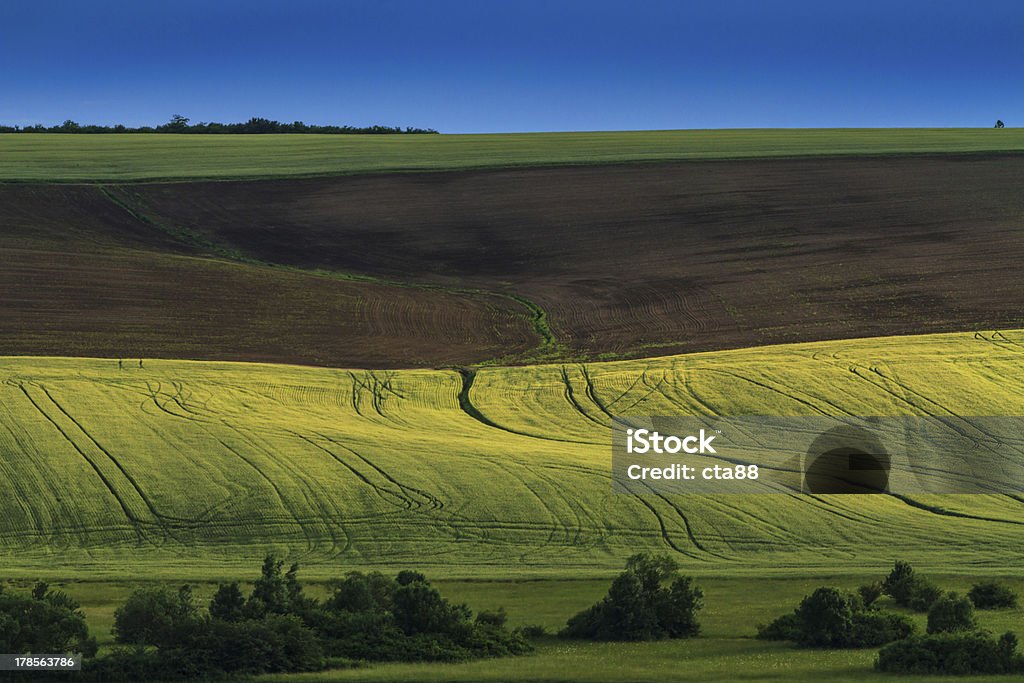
209;582;246;622
317;569;530;662
758;587;913;648
927;592;976;634
561;553;703;641
0;583;97;657
87;559;531;679
476;608;508;628
193;614;325;674
968;581;1019;609
882;560;942;612
877;631;1024;675
756;612;802;641
113;585;199;648
518;624;548;638
857;581;883;607
850;610;916;646
85;616;325;680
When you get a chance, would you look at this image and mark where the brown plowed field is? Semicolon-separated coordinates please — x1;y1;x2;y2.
120;155;1024;360
0;186;536;367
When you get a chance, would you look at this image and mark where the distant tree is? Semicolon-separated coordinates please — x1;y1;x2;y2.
995;119;1006;128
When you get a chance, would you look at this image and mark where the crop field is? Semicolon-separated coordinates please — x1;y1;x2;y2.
2;328;1024;577
2;129;1024;181
4;154;1024;367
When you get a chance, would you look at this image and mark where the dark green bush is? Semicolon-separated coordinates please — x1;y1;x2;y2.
968;581;1019;609
518;624;549;638
476;608;508;628
208;582;246;622
927;592;976;634
113;585;199;649
84;557;530;680
756;612;802;641
0;583;97;657
758;587;913;648
857;581;883;607
315;569;530;662
877;631;1024;675
882;560;942;612
191;614;325;674
83;615;325;680
850;610;916;646
561;553;703;641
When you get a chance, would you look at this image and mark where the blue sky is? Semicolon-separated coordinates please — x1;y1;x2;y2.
1;0;1020;132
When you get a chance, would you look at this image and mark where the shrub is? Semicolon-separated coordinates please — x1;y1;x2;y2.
758;587;913;648
518;624;548;638
0;583;97;657
112;585;199;649
793;587;856;647
476;608;508;628
857;581;883;607
882;560;942;612
85;615;325;680
850;610;916;646
968;581;1019;609
193;614;325;674
877;631;1024;675
561;553;703;641
96;559;530;679
927;592;976;634
756;612;802;641
209;581;246;622
317;569;530;662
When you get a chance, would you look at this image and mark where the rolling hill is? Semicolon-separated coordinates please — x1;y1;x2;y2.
4;153;1024;368
3;329;1023;577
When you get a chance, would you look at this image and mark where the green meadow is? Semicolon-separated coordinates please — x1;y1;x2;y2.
2;128;1023;181
14;573;1024;682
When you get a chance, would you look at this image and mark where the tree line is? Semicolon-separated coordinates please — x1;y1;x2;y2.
0;115;438;134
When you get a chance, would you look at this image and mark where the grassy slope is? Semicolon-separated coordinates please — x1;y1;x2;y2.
3;328;1024;577
2;129;1024;181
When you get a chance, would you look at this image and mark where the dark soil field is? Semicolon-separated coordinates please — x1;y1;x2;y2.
4;155;1024;366
0;186;535;367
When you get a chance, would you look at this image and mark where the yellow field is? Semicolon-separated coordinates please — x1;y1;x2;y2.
2;329;1023;577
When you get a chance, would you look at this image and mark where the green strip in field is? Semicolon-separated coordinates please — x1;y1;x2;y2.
2;128;1024;181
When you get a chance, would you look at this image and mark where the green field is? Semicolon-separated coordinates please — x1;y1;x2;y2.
2;128;1023;181
3;328;1024;578
20;574;1024;682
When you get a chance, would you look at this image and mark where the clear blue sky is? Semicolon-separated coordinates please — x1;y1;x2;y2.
1;0;1020;133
